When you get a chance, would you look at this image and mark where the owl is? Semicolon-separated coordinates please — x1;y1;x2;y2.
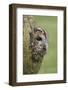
29;27;48;62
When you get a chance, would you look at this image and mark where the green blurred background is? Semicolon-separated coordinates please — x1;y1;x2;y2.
34;16;57;74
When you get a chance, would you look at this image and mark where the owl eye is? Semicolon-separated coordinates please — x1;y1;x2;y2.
36;37;42;41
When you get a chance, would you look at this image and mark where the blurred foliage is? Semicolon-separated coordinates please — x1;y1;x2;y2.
34;16;57;74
